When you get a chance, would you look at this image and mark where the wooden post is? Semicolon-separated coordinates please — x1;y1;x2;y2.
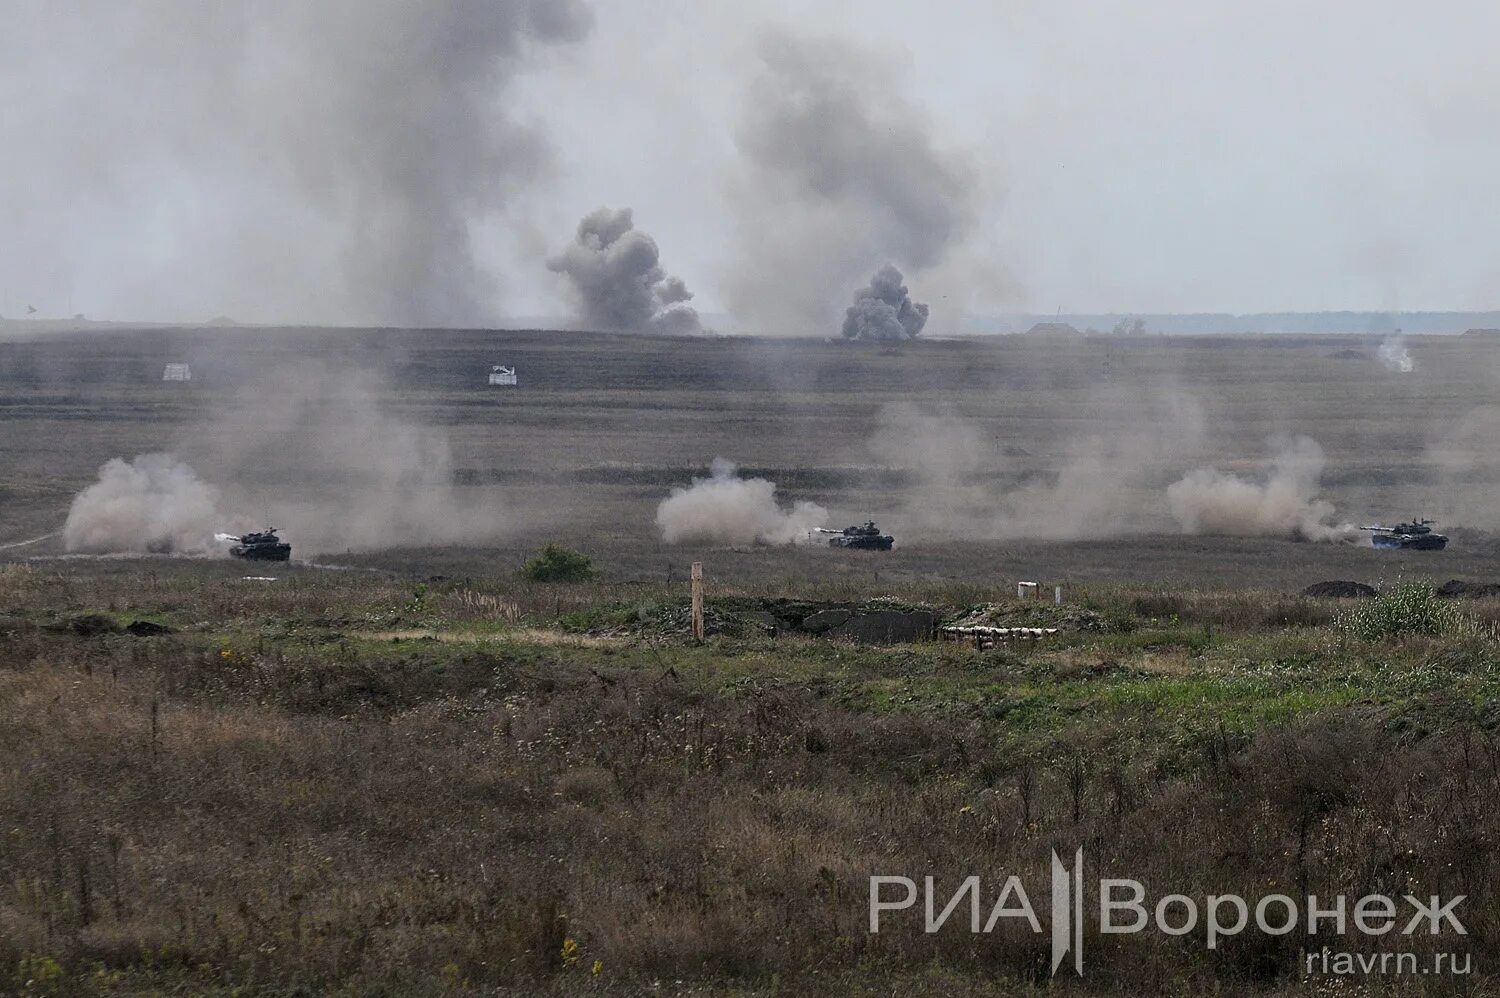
690;562;704;642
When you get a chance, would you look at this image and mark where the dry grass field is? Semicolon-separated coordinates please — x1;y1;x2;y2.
3;326;1500;994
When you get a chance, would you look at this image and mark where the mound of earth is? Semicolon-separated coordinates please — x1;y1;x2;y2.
1301;580;1376;599
126;619;176;636
1435;579;1500;599
52;612;124;636
736;597;941;643
945;602;1106;633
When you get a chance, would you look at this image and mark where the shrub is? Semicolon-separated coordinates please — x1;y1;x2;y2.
522;544;595;583
1337;582;1474;640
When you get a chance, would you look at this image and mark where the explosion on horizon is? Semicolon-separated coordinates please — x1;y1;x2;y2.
842;265;929;341
1378;334;1416;373
548;207;704;335
725;29;978;335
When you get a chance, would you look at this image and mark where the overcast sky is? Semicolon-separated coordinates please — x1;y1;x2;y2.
4;1;1499;326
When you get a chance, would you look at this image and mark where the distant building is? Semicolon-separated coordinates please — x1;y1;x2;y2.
162;363;192;381
1024;321;1083;338
488;365;517;386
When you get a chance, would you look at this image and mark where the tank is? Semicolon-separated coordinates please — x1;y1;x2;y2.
230;527;291;561
815;521;895;551
1360;518;1448;551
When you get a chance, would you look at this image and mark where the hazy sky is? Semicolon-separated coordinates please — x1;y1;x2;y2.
4;1;1499;325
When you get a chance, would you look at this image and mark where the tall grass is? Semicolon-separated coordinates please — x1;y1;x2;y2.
1337;582;1482;640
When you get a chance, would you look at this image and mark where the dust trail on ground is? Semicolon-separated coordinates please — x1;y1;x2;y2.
1167;436;1357;543
0;531;60;552
868;389;1207;540
656;458;827;546
63;454;223;554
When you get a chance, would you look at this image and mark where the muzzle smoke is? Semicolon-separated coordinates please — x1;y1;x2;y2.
1166;436;1356;543
655;458;827;546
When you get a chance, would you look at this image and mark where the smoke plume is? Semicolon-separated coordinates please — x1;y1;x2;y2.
188;365;508;553
869;391;1207;540
726;30;978;334
64;454;223;554
843;265;929;341
3;1;593;325
1426;402;1500;529
548;207;704;335
1166;436;1356;543
1378;334;1415;373
63;364;511;557
656;459;827;546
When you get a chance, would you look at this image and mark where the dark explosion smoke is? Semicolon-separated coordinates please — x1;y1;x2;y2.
726;30;977;334
548;207;704;335
842;265;928;341
4;1;593;326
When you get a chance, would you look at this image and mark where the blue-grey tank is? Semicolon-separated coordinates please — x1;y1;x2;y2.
1361;518;1448;551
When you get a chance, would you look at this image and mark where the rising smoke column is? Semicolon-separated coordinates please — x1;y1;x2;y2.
64;454;223;554
842;265;928;341
1378;334;1415;373
2;1;593;326
1166;436;1356;543
547;207;703;335
725;30;978;334
656;459;827;545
